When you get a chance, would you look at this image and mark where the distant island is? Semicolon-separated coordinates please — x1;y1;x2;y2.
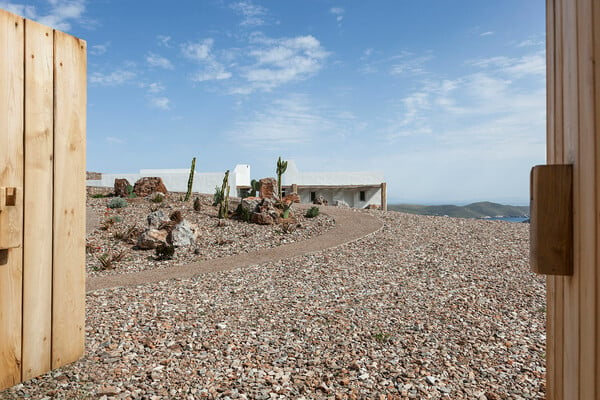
388;201;530;219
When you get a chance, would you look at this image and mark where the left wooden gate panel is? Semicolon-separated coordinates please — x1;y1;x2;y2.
0;8;86;390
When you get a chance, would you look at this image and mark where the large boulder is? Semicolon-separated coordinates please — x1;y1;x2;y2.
251;212;274;225
258;197;281;220
147;210;170;228
137;229;168;250
114;178;130;198
170;220;200;247
259;178;278;200
134;177;168;197
241;197;261;213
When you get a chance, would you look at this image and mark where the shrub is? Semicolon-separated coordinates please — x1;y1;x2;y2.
107;197;128;209
100;215;122;230
91;193;106;198
95;250;126;271
193;197;202;211
155;243;175;261
305;206;320;218
150;193;164;203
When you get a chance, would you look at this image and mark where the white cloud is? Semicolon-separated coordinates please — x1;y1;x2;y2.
241;34;329;92
390;52;433;76
330;7;344;22
227;94;334;147
149;96;170;110
89;69;136;86
468;51;546;77
90;42;109;56
139;82;165;93
146;52;174;70
3;0;86;31
230;1;267;26
480;31;494;37
517;38;544;48
157;35;172;47
181;39;232;82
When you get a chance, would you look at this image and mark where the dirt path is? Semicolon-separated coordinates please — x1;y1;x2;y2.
86;206;383;292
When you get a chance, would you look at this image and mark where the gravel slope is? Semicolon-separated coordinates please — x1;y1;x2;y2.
1;210;545;400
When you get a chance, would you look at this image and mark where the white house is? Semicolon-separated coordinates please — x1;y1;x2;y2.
87;164;251;197
281;160;387;210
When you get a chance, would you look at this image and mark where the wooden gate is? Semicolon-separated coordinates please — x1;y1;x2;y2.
541;0;600;398
0;9;86;390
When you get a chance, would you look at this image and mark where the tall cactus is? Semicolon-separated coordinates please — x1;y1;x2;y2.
184;157;196;202
276;156;288;199
217;170;230;219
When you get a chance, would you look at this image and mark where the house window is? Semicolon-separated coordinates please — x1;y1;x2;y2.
360;191;366;202
311;191;316;201
281;187;287;197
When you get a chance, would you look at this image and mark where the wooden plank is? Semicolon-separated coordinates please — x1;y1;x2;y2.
52;30;86;369
22;18;54;381
562;0;580;398
0;9;24;390
575;0;597;398
593;0;600;395
545;2;558;398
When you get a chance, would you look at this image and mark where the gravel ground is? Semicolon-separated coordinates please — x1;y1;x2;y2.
1;210;545;400
86;194;335;278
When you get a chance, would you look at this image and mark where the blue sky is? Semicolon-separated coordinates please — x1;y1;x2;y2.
2;0;546;204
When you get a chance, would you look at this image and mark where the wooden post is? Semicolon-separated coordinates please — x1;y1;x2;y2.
380;182;387;211
543;0;600;397
0;8;86;390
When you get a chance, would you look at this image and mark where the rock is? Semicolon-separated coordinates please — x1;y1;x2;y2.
313;195;328;205
259;178;278;200
138;228;168;250
114;178;131;198
170;220;200;247
133;177;168;197
241;197;261;213
251;213;275;225
258;198;281;220
147;210;170;228
282;193;301;204
334;199;349;207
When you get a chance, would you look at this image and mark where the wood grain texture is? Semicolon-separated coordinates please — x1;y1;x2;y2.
593;0;600;394
51;30;86;369
22;18;54;381
561;0;580;398
575;0;597;397
0;9;24;390
530;165;573;275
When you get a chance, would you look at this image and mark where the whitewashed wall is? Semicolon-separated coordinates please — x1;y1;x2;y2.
87;164;250;196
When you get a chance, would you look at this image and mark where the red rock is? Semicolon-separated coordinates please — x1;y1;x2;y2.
133;177;168;197
114;178;131;197
259;177;278;199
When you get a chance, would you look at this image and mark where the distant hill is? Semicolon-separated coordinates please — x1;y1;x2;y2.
388;201;530;219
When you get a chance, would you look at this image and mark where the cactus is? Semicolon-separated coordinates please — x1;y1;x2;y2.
250;179;261;197
184;157;196;202
215;170;230;219
276;156;288;199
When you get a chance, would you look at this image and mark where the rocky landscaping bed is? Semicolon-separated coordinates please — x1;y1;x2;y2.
86;192;336;278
